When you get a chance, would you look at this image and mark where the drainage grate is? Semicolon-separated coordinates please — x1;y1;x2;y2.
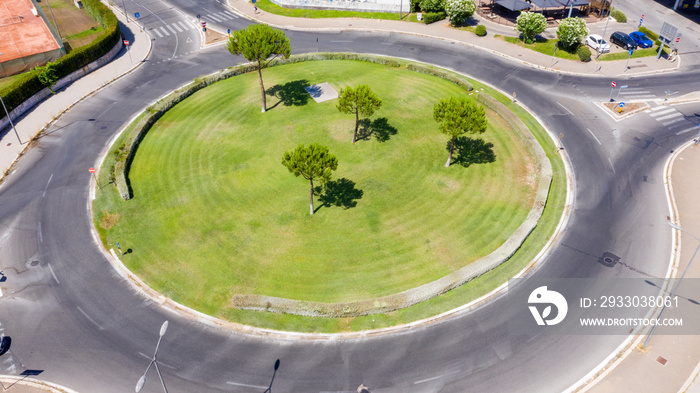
657;356;668;366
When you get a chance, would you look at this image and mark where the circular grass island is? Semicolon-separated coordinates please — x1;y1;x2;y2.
94;58;564;333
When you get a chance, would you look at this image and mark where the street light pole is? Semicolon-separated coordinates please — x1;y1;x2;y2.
596;0;615;71
0;93;22;145
643;223;700;349
136;321;169;393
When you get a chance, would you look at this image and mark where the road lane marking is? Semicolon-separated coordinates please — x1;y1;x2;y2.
649;108;676;117
226;381;268;389
38;222;42;243
586;128;601;145
676;126;699;135
650;106;669;111
557;102;573;115
171;23;183;33
330;40;354;42
413;369;460;384
655;113;683;122
160;27;170;36
177;21;190;30
223;10;238;18
608;157;615;174
166;25;177;34
153;28;163;37
77;307;104;330
47;263;59;284
662;117;686;126
42;174;53;198
207;13;224;22
215;12;230;20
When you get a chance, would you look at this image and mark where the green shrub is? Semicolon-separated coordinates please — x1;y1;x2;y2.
406;63;473;91
419;0;444;13
577;45;591;62
0;0;120;116
475;24;487;36
444;0;476;25
411;0;421;12
423;11;446;24
611;8;626;23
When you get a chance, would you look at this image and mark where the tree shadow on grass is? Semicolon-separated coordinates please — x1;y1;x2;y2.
313;178;363;212
447;136;496;167
357;117;398;142
266;79;311;110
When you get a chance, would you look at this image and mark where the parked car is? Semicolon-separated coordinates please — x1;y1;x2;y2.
610;32;638;50
585;34;611;53
629;31;654;48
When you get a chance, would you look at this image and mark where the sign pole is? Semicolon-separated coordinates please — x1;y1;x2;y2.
609;81;616;102
625;48;633;70
89;168;98;188
124;40;132;64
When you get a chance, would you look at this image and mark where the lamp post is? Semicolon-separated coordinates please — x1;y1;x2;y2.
643;223;700;349
0;53;22;145
136;321;170;393
263;359;281;393
596;0;615;71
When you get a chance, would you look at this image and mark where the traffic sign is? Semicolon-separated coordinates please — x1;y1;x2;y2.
202;21;206;27
89;168;96;173
197;14;201;20
628;49;634;56
619;102;625;107
611;81;616;88
227;28;231;34
134;12;140;18
123;40;129;46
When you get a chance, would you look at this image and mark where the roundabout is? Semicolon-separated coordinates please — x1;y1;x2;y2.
93;57;564;331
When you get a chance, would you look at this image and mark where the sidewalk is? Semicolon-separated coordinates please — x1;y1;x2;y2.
0;377;78;393
227;0;680;78
584;142;700;393
0;6;151;182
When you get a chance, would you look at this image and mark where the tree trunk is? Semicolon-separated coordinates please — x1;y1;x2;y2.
352;107;359;143
257;60;266;113
309;178;314;215
445;137;454;167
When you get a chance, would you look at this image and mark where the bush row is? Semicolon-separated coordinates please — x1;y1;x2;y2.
113;54;472;198
0;0;120;115
423;11;446;24
639;26;662;47
610;7;626;23
577;45;591;62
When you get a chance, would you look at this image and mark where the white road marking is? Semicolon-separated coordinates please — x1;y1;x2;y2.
655;113;683;122
160;26;170;36
177;21;190;30
226;381;268;389
608;157;616;174
153;28;163;37
223;10;238;18
47;263;59;284
330;40;354;42
42;174;53;197
649;108;676;117
413;369;460;384
586;128;601;145
77;307;104;330
676;126;699;135
171;23;183;33
166;25;177;34
38;222;43;243
662;117;686;126
557;102;573;115
138;352;177;369
207;13;224;22
620;91;651;95
215;12;230;20
650;106;670;111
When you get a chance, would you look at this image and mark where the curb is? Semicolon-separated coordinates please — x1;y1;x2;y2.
0;376;80;393
87;56;574;340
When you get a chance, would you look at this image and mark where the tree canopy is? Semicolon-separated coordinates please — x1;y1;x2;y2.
227;24;291;113
282;144;339;215
515;11;547;44
336;85;382;144
556;17;589;49
445;0;476;26
433;97;487;167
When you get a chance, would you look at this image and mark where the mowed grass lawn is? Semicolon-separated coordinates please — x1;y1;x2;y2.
94;61;537;318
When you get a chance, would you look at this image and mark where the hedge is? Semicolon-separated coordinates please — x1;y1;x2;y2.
577;45;591;62
0;0;120;116
423;11;447;24
113;54;471;199
610;8;626;23
475;24;487;36
639;26;662;47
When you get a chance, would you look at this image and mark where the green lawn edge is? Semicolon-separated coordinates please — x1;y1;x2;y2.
254;0;406;20
92;56;567;333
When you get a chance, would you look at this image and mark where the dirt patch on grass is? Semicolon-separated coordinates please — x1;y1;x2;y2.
603;102;650;117
205;28;227;45
100;210;120;229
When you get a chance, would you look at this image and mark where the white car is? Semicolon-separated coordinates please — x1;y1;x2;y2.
586;34;611;53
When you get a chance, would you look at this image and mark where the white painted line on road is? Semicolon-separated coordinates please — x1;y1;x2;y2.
330;40;354;43
166;25;177;34
557;102;573;115
207;13;224;22
608;157;615;174
676;126;698;135
42;173;53;198
47;263;59;284
177;21;190;30
662;117;686;126
226;381;267;389
171;23;183;33
649;108;676;117
215;12;231;20
586;128;601;145
655;113;683;122
77;307;104;330
622;95;656;99
223;10;238;18
160;26;170;36
413;369;460;384
650;105;670;111
38;221;43;243
620;91;651;95
153;28;163;37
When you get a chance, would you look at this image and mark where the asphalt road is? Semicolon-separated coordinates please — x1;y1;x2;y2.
1;2;700;392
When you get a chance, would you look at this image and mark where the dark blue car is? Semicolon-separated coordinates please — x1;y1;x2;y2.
629;31;654;48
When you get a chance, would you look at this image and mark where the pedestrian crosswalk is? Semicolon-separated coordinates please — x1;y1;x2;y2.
648;106;699;136
618;87;657;101
148;11;239;40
